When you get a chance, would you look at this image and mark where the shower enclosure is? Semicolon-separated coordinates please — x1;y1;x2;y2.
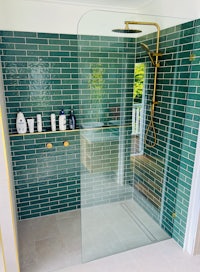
2;7;195;271
76;10;185;262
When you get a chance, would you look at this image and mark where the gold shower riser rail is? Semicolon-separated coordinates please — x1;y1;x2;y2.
125;21;162;148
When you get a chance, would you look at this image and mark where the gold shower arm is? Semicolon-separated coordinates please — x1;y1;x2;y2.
124;21;160;64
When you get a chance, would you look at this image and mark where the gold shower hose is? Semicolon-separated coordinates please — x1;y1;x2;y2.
125;21;161;148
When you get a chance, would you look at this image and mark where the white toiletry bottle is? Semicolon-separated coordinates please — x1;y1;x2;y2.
27;118;34;133
59;109;66;131
51;113;56;131
16;111;27;134
36;114;42;132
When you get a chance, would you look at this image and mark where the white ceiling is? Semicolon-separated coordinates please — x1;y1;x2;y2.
3;0;199;36
26;0;200;36
34;0;200;19
46;0;153;9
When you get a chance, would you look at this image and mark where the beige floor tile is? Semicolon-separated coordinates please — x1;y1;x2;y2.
18;199;171;272
57;240;200;272
35;236;68;272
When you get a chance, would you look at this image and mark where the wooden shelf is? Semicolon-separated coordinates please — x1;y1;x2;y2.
9;129;79;137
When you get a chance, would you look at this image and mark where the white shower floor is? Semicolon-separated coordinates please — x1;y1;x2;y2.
18;199;169;272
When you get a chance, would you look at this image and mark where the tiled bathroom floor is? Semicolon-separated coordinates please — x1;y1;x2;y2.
81;200;169;262
18;200;169;272
18;210;82;272
58;239;200;272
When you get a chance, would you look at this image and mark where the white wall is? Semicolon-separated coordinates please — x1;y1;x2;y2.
0;64;20;271
184;123;200;255
0;234;6;272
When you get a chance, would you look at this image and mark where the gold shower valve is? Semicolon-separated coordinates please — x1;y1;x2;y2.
46;143;53;149
152;52;163;57
63;141;70;147
189;54;196;61
172;212;176;218
153;101;159;105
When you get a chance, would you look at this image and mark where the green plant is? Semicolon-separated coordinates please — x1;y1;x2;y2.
88;63;104;121
133;63;145;103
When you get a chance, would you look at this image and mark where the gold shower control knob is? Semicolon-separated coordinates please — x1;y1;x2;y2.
63;141;69;147
46;143;53;149
172;212;176;218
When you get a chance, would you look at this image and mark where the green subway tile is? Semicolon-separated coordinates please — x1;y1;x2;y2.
37;56;60;62
3;50;26;56
26;38;48;44
0;43;15;49
50;51;69;57
20;205;40;211
2;37;25;43
14;31;37;37
38;33;59;39
0;31;14;36
1;56;16;62
29;190;49;196
27;51;49;56
15;56;39;62
60;34;77;40
39;45;60;51
181;21;194;29
49;39;69;45
61;57;78;62
41;210;58;216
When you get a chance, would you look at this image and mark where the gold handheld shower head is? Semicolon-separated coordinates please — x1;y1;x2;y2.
140;43;162;67
140;43;155;66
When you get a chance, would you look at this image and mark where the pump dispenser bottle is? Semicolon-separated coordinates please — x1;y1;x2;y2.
16;111;27;134
59;109;66;131
68;107;76;130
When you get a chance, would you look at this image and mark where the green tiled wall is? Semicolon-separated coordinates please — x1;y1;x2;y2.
10;131;81;219
135;19;200;246
0;31;79;134
0;31;134;219
78;34;134;126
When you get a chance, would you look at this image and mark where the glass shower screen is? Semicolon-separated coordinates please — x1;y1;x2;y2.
77;10;170;262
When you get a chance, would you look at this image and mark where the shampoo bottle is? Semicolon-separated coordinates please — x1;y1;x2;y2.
51;113;56;131
68;107;76;130
36;114;42;132
16;111;27;134
59;109;66;131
